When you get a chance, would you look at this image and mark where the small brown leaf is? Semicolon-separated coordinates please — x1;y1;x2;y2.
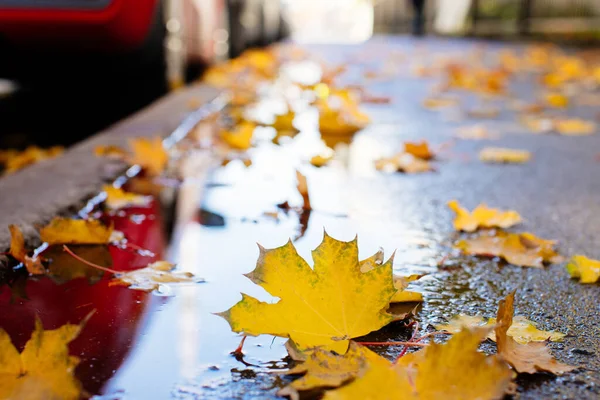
495;291;576;374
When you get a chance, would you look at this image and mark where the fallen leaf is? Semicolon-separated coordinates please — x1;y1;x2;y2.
94;145;127;158
404;141;434;160
495;291;576;374
221;121;256;150
448;200;522;232
103;185;152;210
218;233;397;353
272;111;297;132
555;119;596;136
128;137;168;176
455;125;497;140
455;231;562;268
40;217;114;245
0;317;88;400
479;147;531;164
375;153;433;174
436;314;565;344
7;225;45;275
565;255;600;283
2;146;64;174
310;153;333;167
111;261;198;291
545;92;569;108
325;328;513;400
278;342;378;400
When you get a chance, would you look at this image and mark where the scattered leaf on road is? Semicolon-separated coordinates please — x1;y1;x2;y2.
375;153;433;173
455;125;497;140
555;119;596;136
545;93;568;108
221;121;256;150
218;233;397;353
448;200;522;232
404;141;434;160
455;231;562;268
495;292;576;375
103;185;152;210
479;147;531;164
40;218;114;245
565;255;600;283
436;314;565;344
129;137;168;176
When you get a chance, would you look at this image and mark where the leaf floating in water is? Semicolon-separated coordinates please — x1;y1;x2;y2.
103;185;152;210
111;261;200;292
0;315;90;400
217;233;397;354
555;119;596;136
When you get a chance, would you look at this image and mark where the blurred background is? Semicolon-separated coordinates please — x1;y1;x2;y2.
0;0;598;149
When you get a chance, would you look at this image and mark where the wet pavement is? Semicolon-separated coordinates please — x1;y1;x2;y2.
2;36;600;399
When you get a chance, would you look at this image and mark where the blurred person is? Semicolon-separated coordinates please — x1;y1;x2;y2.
411;0;426;36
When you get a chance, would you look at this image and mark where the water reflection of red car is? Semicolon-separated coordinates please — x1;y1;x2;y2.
0;200;167;395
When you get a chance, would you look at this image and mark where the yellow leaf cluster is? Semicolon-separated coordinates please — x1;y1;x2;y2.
1;146;64;174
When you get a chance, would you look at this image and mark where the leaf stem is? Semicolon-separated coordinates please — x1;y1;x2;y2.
62;245;120;275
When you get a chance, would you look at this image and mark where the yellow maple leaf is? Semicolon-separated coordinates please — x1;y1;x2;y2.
404;141;434;160
218;233;397;353
448;200;522;232
495;292;576;375
128;137;168;176
479;147;531;164
7;225;45;275
103;185;151;210
317;91;370;137
324;328;513;400
221;122;256;150
565;255;600;284
455;231;562;268
0;317;88;400
436;314;565;344
545;92;569;108
40;217;114;245
110;261;197;292
554;119;596;136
